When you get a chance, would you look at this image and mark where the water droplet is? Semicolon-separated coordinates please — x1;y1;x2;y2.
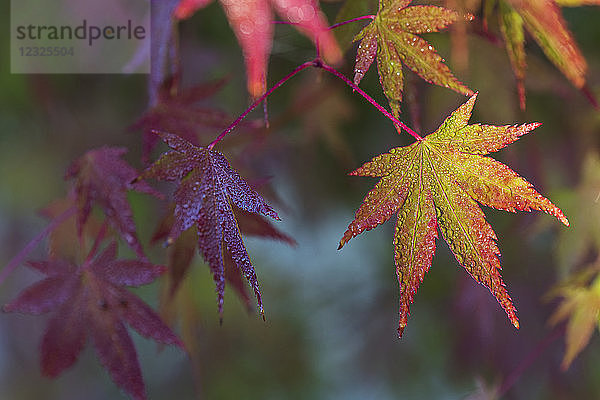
239;21;254;35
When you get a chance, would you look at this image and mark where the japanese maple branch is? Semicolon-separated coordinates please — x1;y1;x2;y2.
208;61;314;149
272;15;375;30
274;15;376;63
498;324;565;397
327;15;375;31
315;61;423;141
0;206;76;285
209;59;422;148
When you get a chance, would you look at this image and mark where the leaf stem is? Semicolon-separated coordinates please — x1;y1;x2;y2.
497;324;565;397
328;15;376;31
272;15;375;30
207;61;314;150
209;58;422;148
272;15;375;60
315;61;423;141
0;206;77;285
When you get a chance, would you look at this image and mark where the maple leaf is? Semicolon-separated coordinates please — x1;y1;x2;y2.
353;0;473;118
549;271;600;369
131;77;260;160
555;152;600;272
138;131;280;317
65;147;160;259
175;0;341;98
3;241;182;400
339;93;569;337
40;194;105;263
152;203;294;300
174;0;213;19
494;0;594;109
549;151;600;368
555;0;600;4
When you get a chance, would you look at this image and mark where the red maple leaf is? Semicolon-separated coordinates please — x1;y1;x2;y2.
3;241;182;400
65;147;160;259
175;0;341;97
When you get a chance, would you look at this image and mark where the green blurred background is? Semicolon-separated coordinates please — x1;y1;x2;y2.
1;1;600;399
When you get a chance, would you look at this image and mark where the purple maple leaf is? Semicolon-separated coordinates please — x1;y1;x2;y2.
3;241;182;400
139;131;280;316
65;147;160;259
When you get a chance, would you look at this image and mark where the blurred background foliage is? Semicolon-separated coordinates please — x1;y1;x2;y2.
1;0;600;399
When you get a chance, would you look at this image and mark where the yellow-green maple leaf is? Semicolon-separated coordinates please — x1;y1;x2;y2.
353;0;474;118
555;152;600;273
549;271;600;369
339;93;569;337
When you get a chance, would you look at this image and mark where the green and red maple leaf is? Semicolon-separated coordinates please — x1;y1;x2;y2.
353;0;474;118
4;241;182;400
339;93;569;336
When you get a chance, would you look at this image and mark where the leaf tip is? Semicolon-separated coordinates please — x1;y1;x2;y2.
561;353;575;371
157;265;168;275
338;235;349;250
174;337;186;350
518;81;526;111
272;213;281;222
552;204;569;227
397;324;406;338
581;85;599;110
248;80;266;100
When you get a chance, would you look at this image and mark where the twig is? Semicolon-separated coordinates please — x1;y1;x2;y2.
498;324;566;397
328;15;376;31
208;61;314;149
208;58;423;148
